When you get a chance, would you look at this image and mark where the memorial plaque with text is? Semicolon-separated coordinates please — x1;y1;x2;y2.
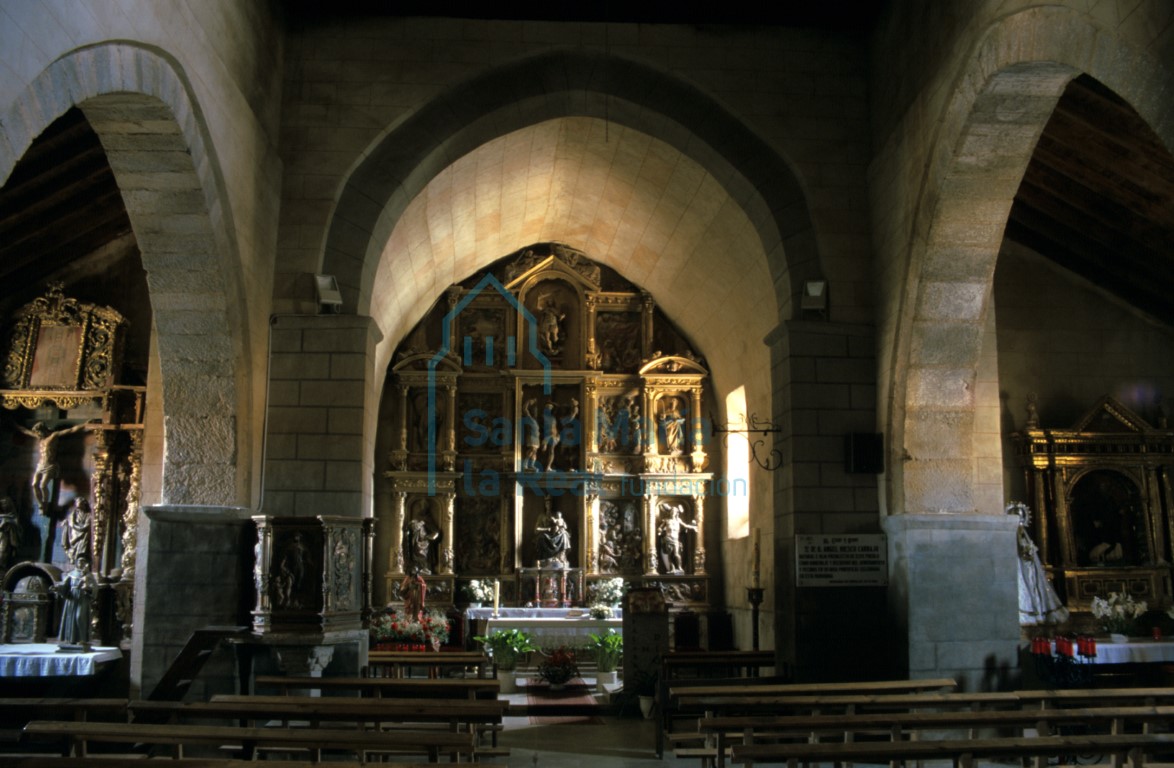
795;534;887;587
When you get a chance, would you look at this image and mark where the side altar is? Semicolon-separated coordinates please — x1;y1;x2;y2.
378;244;715;612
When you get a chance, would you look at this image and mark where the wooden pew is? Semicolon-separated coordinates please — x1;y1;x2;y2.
664;678;959;760
366;650;490;679
0;698;129;749
654;650;783;758
4;759;434;768
23;720;476;762
207;694;508;752
253;674;500;699
729;732;1174;768
697;704;1174;768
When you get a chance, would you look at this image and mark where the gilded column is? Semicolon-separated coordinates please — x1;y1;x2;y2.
440;491;456;574
1031;467;1049;565
390;490;406;575
1053;468;1075;564
89;429;113;573
643;495;657;575
640;291;654;361
397;384;409;454
584;381;598;469
444;384;458;471
585;492;599;573
446;287;461;353
585;295;599;368
691;494;707;574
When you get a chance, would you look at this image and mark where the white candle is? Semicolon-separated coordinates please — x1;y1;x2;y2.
493;579;500;613
751;528;761;588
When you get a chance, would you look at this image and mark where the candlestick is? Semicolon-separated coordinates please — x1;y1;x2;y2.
492;579;499;616
751;528;760;588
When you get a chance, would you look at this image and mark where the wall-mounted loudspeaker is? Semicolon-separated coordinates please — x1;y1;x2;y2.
845;432;884;474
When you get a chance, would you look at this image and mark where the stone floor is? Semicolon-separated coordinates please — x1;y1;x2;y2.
498;714;673;767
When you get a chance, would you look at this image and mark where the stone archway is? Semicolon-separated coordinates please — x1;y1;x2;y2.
883;5;1174;683
890;6;1174;521
320;49;818;325
0;43;249;506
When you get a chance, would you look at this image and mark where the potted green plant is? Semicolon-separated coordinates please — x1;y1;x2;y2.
588;629;623;689
625;665;658;719
536;646;580;689
474;628;535;693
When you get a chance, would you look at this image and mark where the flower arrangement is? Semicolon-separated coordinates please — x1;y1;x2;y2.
589;603;614;619
464;579;494;603
588;629;623;672
370;607;451;649
591;577;626;606
474;628;536;671
536;646;580;686
1090;591;1147;636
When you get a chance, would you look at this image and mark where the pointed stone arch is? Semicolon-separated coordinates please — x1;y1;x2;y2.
0;43;249;506
889;6;1174;518
319;49;820;325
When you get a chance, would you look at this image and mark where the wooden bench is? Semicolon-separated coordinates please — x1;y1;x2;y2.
366;650;491;679
217;694;507;749
696;704;1174;768
23;720;477;762
663;678;958;759
729;732;1174;768
0;698;130;750
254;673;500;699
654;650;784;758
3;759;435;768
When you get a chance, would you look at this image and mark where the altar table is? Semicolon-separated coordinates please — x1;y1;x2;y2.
1068;638;1174;664
466;608;622;650
0;643;122;677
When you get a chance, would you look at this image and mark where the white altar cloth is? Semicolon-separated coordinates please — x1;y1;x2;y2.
467;607;622;620
482;616;622;649
0;643;122;677
1042;638;1174;664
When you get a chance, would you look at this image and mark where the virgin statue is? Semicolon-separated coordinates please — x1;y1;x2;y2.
1008;502;1069;626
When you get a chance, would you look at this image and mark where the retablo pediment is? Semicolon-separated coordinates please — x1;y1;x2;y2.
503;243;602;293
1071;395;1153;434
639;352;708;376
391;351;462;374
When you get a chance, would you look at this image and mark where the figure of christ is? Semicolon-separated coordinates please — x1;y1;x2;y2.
16;420;95;510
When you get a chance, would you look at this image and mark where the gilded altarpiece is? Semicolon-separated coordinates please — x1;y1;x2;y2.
381;244;713;610
0;284;144;646
1013;395;1174;611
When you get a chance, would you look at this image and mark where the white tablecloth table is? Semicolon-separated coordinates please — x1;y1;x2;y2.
0;643;122;677
1042;638;1174;664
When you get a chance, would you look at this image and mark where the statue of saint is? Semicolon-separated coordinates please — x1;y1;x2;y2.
401;571;427;618
535;510;571;567
0;497;21;573
535;291;565;356
15;420;95;512
1008;502;1068;626
657;502;698;574
404;513;440;575
521;398;540;471
540;402;560;471
659;397;686;455
274;532;310;609
62;497;92;568
56;556;98;649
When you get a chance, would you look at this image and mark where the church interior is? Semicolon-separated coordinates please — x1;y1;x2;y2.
0;0;1173;761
